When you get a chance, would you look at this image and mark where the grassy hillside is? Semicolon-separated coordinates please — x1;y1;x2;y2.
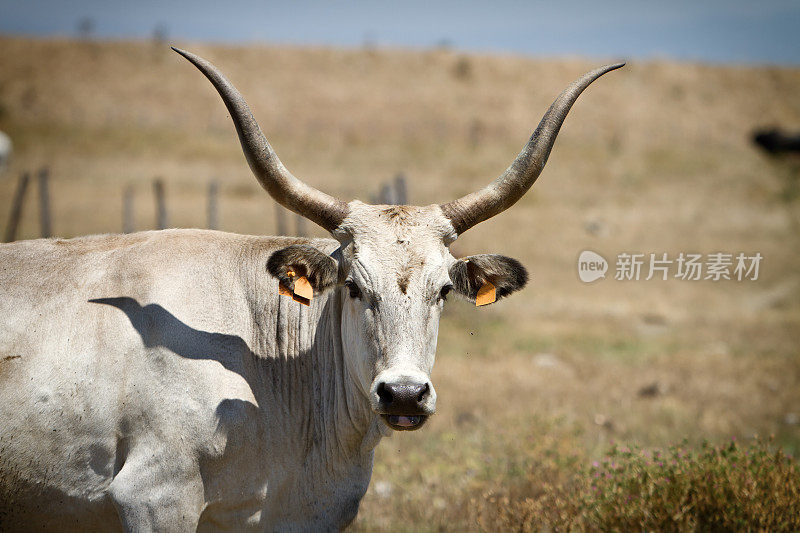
1;36;799;529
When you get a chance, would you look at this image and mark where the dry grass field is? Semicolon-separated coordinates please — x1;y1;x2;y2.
1;36;799;529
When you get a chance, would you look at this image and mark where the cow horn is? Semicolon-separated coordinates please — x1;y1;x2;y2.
440;62;625;236
173;48;349;232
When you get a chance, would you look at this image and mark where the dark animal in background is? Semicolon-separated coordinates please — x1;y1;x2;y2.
752;128;800;155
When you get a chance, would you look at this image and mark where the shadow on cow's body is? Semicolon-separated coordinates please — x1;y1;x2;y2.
89;297;251;379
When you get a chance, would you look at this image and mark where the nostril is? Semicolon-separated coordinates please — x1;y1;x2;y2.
417;383;430;403
376;382;393;405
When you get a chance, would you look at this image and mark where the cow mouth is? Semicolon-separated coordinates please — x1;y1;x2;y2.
380;414;428;431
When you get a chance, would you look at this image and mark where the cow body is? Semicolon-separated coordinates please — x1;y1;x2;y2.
0;230;380;531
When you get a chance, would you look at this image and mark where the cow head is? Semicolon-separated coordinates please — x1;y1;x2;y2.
175;48;622;431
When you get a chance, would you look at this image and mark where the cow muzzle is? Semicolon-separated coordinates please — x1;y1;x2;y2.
371;371;436;431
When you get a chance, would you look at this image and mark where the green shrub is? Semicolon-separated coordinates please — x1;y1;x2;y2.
476;437;800;531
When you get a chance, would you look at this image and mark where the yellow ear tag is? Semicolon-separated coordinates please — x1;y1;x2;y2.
292;276;313;306
475;282;496;307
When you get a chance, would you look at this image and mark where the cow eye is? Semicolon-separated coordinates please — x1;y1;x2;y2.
439;284;453;301
345;280;361;299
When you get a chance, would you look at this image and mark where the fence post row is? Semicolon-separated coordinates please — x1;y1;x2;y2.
5;172;409;240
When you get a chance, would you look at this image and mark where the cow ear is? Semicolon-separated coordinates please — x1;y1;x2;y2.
448;254;528;306
267;245;339;298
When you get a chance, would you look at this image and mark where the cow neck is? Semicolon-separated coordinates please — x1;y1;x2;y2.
247;277;381;472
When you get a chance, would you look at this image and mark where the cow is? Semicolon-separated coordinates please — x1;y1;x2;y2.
0;48;623;531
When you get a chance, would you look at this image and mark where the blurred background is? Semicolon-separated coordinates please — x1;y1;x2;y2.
1;1;798;529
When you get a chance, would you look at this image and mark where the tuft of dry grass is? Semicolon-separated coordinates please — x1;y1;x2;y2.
473;437;800;531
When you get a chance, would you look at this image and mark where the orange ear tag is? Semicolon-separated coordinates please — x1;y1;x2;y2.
279;270;295;297
292;275;313;306
475;282;496;307
278;283;293;297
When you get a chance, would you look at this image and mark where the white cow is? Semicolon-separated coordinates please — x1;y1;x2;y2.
0;49;622;531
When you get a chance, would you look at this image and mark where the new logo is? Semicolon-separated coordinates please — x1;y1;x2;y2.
578;250;608;283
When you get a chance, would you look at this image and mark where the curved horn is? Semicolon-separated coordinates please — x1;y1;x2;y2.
172;47;348;232
440;62;625;236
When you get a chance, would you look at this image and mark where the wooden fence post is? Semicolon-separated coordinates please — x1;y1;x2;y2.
207;180;219;230
38;167;52;238
276;206;287;235
394;173;408;204
379;182;394;204
122;185;135;233
295;214;307;237
153;179;168;230
4;171;30;242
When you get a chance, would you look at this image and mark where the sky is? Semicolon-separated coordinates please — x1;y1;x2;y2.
1;0;799;65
